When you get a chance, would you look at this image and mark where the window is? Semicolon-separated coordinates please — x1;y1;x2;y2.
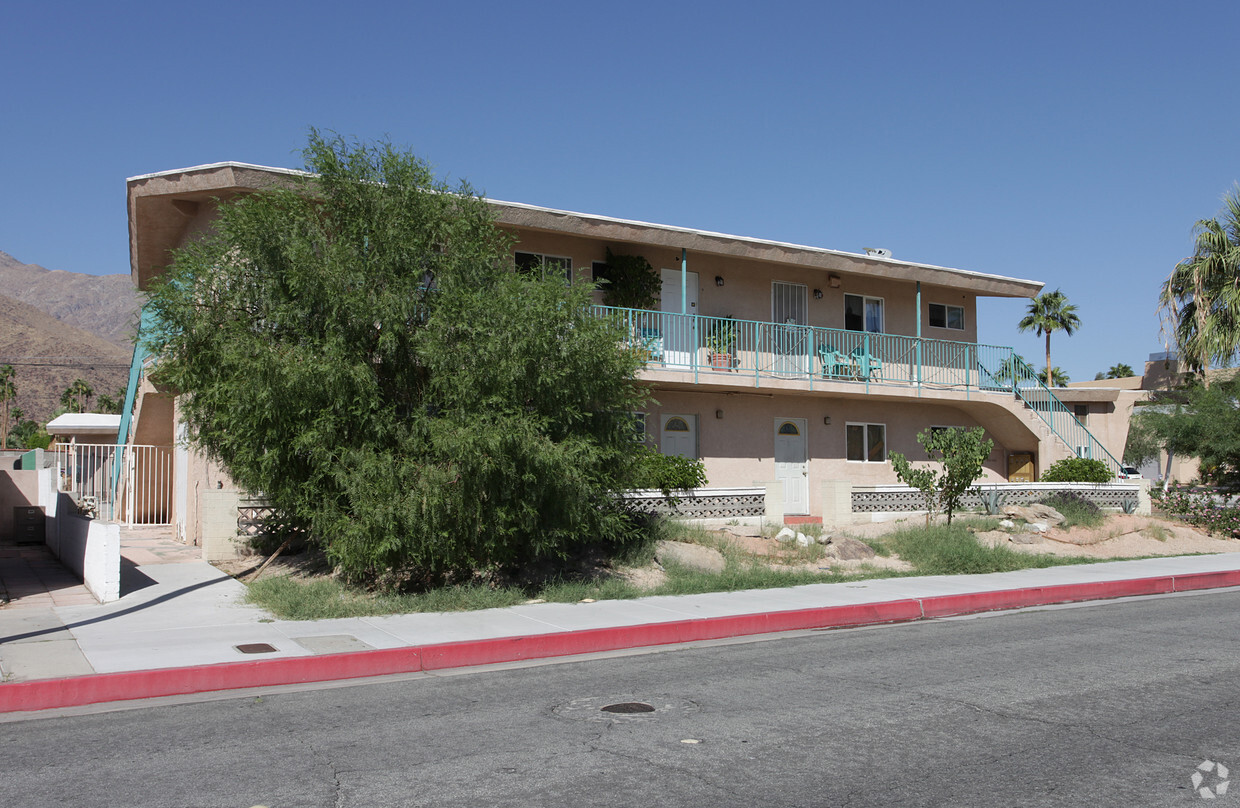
777;421;801;436
515;251;573;283
592;261;610;283
844;294;884;333
630;412;648;443
928;303;965;330
846;423;886;462
1073;404;1089;424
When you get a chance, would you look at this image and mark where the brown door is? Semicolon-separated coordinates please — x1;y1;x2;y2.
1008;452;1035;482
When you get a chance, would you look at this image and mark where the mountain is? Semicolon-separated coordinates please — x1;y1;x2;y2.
0;291;132;425
0;251;140;350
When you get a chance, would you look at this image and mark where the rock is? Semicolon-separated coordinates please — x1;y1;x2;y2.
1002;504;1065;527
1024;522;1049;533
775;527;797;543
815;533;834;545
821;536;877;560
655;540;726;574
1010;531;1044;544
999;519;1016;528
795;532;810;547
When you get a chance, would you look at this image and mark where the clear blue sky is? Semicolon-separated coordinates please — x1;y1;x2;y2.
3;0;1238;383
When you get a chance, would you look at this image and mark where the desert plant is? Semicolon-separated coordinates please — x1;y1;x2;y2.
1039;491;1104;528
979;488;1008;515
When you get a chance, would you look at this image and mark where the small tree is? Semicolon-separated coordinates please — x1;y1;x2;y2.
890;427;994;525
0;365;14;449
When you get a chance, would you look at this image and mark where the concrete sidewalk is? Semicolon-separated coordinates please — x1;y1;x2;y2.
3;548;1240;714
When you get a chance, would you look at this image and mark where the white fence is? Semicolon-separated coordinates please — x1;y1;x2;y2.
53;443;173;526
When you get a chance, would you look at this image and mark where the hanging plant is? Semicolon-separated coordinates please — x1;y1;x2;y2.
598;247;660;310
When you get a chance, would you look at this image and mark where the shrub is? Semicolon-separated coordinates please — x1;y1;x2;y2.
1039;491;1104;528
1153;484;1240;537
1040;457;1112;483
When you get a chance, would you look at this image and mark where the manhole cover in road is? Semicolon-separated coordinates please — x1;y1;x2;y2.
601;702;655;714
553;695;700;723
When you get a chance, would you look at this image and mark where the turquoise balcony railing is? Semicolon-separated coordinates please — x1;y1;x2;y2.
595;305;1121;474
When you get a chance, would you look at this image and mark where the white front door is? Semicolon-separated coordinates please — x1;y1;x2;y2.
774;418;809;514
660;414;696;459
660;269;699;367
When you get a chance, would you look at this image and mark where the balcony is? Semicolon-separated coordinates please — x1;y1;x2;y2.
596;305;1020;395
595;305;1122;473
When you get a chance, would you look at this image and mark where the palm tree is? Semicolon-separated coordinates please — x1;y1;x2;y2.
1018;290;1081;380
1159;186;1240;384
60;378;94;413
1105;363;1135;379
1039;366;1070;387
0;365;14;449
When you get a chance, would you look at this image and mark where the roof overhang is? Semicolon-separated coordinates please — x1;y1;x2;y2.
128;162;1044;299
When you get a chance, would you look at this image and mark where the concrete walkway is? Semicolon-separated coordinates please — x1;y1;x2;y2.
3;532;1240;714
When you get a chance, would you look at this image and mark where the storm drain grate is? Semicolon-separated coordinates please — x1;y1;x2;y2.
235;643;278;654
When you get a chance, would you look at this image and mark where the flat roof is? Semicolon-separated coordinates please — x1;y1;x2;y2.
127;163;1044;298
46;414;122;434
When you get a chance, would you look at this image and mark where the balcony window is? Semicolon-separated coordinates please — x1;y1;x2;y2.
845;294;883;333
928;303;965;330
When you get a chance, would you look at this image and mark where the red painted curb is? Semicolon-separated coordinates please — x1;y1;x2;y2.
1173;569;1240;592
919;576;1177;618
3;570;1239;714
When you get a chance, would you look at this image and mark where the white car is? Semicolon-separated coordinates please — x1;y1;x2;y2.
1117;466;1143;479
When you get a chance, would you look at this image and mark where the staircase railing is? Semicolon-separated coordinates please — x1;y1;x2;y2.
976;350;1122;475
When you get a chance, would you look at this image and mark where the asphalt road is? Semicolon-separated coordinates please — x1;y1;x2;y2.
5;590;1240;807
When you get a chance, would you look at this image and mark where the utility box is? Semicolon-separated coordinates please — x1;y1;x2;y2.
13;505;45;545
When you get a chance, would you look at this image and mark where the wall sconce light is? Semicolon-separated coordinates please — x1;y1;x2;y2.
715;275;724;287
813;288;823;299
828;274;841;288
716;409;724;419
823;416;831;426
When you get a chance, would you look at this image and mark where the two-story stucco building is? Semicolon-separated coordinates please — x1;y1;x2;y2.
121;162;1131;546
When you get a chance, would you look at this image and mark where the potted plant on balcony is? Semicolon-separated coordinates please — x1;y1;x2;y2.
706;317;737;370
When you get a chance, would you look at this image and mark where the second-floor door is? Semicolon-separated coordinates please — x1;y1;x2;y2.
771;282;809;374
660;269;699;367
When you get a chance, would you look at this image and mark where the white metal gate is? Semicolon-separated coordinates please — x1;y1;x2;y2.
54;443;173;526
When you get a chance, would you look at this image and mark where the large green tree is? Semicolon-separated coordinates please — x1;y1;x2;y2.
1141;376;1240;486
1018;289;1080;384
146;132;651;585
1158;186;1240;383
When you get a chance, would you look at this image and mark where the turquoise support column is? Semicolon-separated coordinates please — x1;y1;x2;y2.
915;281;922;392
680;248;687;315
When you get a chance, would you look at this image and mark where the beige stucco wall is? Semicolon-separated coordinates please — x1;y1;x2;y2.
504;230;977;340
643;390;1009;517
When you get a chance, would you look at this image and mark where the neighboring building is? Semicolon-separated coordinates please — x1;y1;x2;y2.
45;413;122;447
123;162;1132;544
1071;353;1240;482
